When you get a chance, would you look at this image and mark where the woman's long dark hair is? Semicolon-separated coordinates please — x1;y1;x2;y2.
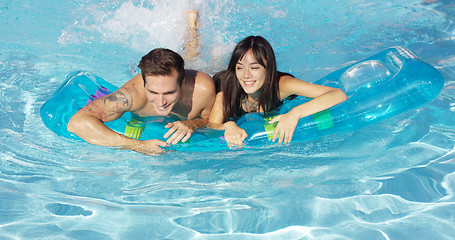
215;36;290;122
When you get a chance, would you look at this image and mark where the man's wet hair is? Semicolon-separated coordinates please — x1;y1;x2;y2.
138;48;185;85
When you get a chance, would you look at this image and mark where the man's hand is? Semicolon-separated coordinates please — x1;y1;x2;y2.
119;139;169;156
163;120;195;145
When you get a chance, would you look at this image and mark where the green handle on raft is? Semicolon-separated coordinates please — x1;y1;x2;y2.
262;110;334;140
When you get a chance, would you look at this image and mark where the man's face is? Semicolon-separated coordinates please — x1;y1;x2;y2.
144;70;181;116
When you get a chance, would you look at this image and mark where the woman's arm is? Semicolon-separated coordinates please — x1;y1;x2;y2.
208;92;225;127
269;75;347;143
208;92;248;146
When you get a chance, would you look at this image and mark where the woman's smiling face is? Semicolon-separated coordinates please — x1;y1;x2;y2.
235;49;267;95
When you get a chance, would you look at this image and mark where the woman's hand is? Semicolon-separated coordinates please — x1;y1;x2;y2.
268;111;300;143
223;121;248;148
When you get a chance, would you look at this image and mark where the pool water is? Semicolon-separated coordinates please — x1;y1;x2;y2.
1;0;455;239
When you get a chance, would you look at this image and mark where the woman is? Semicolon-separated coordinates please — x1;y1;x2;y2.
209;36;347;146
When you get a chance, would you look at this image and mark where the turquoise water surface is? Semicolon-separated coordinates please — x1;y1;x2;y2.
1;0;455;239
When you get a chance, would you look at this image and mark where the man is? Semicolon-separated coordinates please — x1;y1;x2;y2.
67;48;215;155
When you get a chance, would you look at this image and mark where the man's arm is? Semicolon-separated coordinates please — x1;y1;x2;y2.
67;87;168;154
67;87;134;146
164;71;216;144
195;72;217;120
163;118;208;144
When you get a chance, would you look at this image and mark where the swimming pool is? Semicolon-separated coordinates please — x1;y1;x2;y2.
1;0;455;239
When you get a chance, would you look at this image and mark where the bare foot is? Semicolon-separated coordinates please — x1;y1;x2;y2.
183;10;200;61
187;10;198;28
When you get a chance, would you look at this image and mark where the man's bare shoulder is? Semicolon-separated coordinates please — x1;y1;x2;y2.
193;70;215;94
122;74;143;88
120;74;148;111
191;70;216;118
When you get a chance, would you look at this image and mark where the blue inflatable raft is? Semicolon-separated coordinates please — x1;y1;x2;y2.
40;46;444;151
